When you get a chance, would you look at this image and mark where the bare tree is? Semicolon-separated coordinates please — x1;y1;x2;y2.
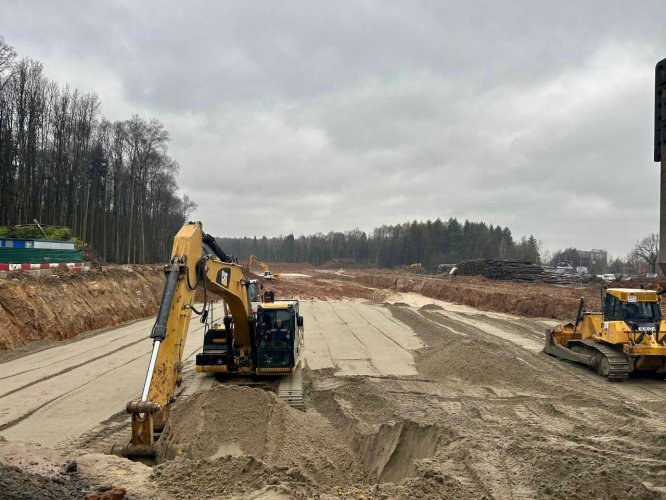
0;40;194;264
631;233;659;273
0;36;17;91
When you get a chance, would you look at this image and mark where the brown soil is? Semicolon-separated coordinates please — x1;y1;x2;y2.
255;266;627;321
338;269;666;321
2;263;630;354
143;295;666;498
153;385;366;498
299;303;666;498
349;270;600;320
0;440;94;499
0;267;163;350
0;464;90;499
255;274;376;301
5;264;666;498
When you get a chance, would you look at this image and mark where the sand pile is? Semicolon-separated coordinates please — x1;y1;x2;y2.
157;385;366;496
153;455;314;499
388;304;554;392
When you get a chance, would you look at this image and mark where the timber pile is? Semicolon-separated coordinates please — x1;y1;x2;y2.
542;270;581;284
455;259;581;284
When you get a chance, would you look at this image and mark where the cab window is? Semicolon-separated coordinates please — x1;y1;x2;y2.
604;294;660;322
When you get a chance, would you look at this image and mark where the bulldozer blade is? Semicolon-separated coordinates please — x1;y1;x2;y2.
543;329;594;366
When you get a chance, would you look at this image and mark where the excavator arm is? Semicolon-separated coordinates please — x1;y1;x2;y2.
247;254;278;278
116;221;253;462
247;254;268;273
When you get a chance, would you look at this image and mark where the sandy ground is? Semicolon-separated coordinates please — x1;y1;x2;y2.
302;301;424;376
0;308;213;448
384;291;559;353
0;302;422;450
3;273;666;498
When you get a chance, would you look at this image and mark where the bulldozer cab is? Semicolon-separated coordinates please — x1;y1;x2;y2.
602;289;661;326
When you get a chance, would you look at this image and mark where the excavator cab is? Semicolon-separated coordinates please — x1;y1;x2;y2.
255;302;304;373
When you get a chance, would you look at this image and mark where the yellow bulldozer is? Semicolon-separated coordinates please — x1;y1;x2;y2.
544;288;666;380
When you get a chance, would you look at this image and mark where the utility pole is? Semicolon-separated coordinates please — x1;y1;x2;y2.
656;58;666;275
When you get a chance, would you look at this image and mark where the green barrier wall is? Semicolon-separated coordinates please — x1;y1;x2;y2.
0;248;83;263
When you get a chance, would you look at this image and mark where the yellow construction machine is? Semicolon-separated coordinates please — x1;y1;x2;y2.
544;288;666;380
247;254;278;279
546;57;666;380
113;222;303;463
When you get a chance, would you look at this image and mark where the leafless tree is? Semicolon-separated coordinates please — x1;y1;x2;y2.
0;36;17;91
631;233;659;273
0;40;195;263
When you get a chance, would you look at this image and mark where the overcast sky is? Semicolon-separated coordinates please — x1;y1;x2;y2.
2;1;665;256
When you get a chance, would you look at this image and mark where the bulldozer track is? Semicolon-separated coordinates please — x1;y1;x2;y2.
571;340;630;381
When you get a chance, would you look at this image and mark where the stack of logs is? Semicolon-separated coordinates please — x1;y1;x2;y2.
455;259;581;284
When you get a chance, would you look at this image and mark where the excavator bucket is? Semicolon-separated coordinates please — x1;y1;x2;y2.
110;439;181;465
110;401;183;465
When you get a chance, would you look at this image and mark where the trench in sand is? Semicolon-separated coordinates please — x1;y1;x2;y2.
161;381;439;488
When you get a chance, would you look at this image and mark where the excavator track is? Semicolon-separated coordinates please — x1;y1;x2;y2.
277;362;305;411
569;340;630;381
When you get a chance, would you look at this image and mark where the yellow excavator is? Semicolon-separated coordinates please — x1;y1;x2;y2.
114;222;303;463
544;288;666;379
247;254;279;279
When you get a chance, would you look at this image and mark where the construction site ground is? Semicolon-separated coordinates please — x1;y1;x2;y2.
2;266;666;498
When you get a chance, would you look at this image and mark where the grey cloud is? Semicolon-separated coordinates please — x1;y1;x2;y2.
2;0;666;254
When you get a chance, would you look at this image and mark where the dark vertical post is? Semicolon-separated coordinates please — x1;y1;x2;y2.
661;145;666;275
656;58;666;275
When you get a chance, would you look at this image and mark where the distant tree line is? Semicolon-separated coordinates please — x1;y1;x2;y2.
217;218;541;268
0;37;194;263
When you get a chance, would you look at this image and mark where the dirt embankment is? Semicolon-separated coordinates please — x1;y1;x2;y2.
350;271;605;320
0;268;164;350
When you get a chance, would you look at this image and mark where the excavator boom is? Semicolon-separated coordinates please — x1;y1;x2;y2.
115;222;253;462
115;221;302;463
247;254;278;279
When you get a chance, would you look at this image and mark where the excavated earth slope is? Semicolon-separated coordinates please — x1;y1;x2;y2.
345;270;605;320
0;267;164;351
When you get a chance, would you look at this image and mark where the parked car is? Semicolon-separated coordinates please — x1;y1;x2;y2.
645;272;659;278
602;273;616;282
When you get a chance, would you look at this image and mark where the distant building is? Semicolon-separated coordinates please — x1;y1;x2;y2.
578;249;608;275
